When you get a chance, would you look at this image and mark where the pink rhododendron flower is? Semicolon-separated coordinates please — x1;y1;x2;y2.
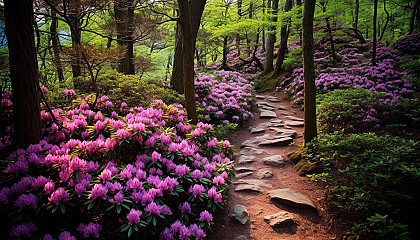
77;222;102;238
89;184;108;200
127;208;142;225
199;210;213;224
14;193;37;209
48;187;69;205
212;175;225;185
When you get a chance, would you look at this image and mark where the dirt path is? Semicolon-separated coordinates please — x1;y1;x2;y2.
207;92;337;240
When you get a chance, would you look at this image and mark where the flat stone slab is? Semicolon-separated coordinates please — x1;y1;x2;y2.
267;97;281;102
235;235;249;240
250;127;265;134
238;155;255;165
286;121;304;127
278;105;288;110
259;137;293;147
268;189;316;209
259;106;275;111
241;147;265;155
270;129;297;138
271;119;283;124
241;134;271;148
232;205;250;225
263;155;286;167
284;116;304;121
235;172;253;178
257;102;275;108
256;169;273;179
234;179;273;188
235;167;255;173
256;95;266;100
234;184;264;193
264;211;295;228
260;110;277;118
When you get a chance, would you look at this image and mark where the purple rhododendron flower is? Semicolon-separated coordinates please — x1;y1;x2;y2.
145;202;161;215
9;222;37;239
15;193;37;209
58;231;76;240
77;222;102;238
89;184;108;200
199;210;213;224
48;187;69;205
127;208;141;225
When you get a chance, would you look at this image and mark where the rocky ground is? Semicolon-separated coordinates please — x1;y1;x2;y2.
208;92;339;240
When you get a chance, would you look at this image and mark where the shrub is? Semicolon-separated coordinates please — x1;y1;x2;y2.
393;33;420;55
305;132;420;239
0;94;235;239
65;70;184;109
195;70;254;125
317;88;382;133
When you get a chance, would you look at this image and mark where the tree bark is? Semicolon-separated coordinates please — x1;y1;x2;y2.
263;0;279;75
274;0;293;76
68;5;82;80
177;0;198;124
4;0;42;149
372;0;378;66
378;0;390;42
320;1;337;61
50;10;65;82
354;0;359;30
114;0;135;75
170;0;206;94
302;0;317;145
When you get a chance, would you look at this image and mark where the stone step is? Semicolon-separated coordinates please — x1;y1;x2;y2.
268;189;316;209
264;211;295;228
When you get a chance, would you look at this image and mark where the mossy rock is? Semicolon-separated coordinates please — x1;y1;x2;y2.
295;159;321;176
287;148;306;164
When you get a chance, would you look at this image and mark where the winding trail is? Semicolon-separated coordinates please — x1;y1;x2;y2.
208;92;337;240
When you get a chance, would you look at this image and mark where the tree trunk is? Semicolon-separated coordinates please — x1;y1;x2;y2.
372;0;378;66
114;0;135;75
177;0;198;124
410;0;420;34
4;0;41;149
274;0;293;76
222;36;229;68
236;0;242;56
378;0;390;42
302;0;317;145
354;0;359;30
170;0;206;94
319;1;336;61
263;0;279;75
50;10;65;82
68;12;82;79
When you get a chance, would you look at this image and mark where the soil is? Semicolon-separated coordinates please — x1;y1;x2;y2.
207;92;346;240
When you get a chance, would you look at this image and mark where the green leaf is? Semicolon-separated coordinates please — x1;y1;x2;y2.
128;226;133;238
121;224;130;232
116;205;121;214
60;203;66;214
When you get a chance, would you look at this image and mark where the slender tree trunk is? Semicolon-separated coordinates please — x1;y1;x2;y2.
222;36;229;67
68;12;82;79
354;0;359;30
372;0;378;66
263;0;279;74
50;10;65;82
378;0;390;42
177;0;198;124
114;0;135;75
170;0;206;94
302;0;317;145
410;0;420;34
274;0;293;76
236;0;242;56
4;0;41;149
262;0;266;52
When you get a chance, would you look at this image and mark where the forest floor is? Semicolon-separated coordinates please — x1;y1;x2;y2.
207;91;344;240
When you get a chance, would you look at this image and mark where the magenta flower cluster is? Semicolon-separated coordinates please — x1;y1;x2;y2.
195;70;254;124
0;93;234;239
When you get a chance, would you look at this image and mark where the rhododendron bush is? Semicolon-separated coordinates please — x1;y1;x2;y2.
195;70;254;125
0;92;235;239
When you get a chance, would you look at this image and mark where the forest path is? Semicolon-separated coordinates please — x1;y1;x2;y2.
207;92;337;240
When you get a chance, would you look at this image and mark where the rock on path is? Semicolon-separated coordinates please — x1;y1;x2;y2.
268;189;316;209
